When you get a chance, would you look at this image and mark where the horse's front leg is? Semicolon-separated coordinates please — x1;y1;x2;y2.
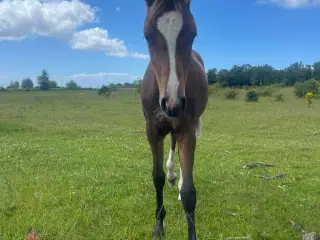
176;124;197;240
147;122;166;239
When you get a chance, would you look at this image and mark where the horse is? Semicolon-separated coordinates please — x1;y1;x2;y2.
141;0;208;239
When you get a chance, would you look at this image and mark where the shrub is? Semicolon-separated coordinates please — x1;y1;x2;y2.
294;79;319;98
224;89;238;100
274;93;284;102
0;87;7;92
245;90;259;102
258;87;274;97
208;84;220;97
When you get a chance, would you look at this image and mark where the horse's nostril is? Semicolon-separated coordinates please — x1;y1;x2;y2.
180;97;186;110
161;97;168;111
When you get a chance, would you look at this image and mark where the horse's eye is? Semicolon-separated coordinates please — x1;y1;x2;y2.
144;34;152;42
190;32;197;39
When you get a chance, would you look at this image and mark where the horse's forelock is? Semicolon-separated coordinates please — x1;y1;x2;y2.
148;0;186;23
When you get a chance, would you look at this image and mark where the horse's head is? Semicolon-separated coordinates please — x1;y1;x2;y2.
144;0;197;117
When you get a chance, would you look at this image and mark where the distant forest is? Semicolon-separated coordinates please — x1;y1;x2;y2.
206;61;320;87
2;61;320;91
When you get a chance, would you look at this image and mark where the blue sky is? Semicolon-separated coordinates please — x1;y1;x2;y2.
1;0;320;87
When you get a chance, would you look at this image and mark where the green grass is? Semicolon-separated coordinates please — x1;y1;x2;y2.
0;88;319;239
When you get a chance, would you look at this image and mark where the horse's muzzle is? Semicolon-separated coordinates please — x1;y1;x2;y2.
160;96;186;118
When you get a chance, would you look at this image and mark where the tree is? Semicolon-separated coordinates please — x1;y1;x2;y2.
133;79;143;96
21;78;34;89
251;65;275;86
216;69;230;87
49;80;58;89
98;85;112;99
7;80;20;89
37;69;50;90
207;68;217;85
207;60;320;88
283;62;311;86
228;64;252;87
313;61;320;80
66;80;79;89
108;83;118;92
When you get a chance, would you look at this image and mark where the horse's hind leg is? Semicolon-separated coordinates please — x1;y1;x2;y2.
147;123;166;239
177;124;197;240
166;133;177;186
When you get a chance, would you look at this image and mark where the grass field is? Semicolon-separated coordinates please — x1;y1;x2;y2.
0;88;319;239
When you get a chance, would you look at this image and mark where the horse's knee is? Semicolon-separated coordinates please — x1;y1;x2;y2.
180;185;196;213
153;174;165;189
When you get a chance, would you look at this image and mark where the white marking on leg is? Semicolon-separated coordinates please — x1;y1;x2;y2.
166;149;176;182
195;117;203;138
157;11;183;100
178;167;183;201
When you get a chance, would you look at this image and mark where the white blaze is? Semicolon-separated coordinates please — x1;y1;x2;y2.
157;11;183;100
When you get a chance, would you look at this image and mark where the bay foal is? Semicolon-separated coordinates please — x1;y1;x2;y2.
141;0;208;239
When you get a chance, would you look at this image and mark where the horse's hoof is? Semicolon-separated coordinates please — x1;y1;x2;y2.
167;171;177;187
152;222;164;239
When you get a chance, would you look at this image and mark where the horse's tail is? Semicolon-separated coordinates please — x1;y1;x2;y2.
195;117;203;138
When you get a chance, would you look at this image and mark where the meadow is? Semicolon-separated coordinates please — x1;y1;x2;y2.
0;87;319;239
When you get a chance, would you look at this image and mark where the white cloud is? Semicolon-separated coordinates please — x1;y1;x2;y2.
70;27;149;59
116;7;120;11
257;0;320;8
0;0;97;40
0;0;148;59
67;72;141;87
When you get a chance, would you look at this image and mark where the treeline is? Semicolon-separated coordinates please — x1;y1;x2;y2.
1;69;81;91
1;69;142;92
207;61;320;87
2;61;320;92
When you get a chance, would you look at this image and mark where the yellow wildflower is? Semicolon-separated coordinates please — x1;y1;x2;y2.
306;92;313;108
306;92;313;98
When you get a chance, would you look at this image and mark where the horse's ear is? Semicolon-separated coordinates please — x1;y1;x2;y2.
145;0;154;7
183;0;191;7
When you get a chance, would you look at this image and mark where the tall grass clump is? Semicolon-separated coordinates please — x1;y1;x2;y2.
245;90;259;102
294;79;319;98
274;93;284;102
224;89;238;100
258;86;275;97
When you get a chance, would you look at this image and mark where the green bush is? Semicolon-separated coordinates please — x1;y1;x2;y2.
245;90;259;102
274;93;284;102
224;89;238;100
294;79;319;98
208;84;220;97
0;87;7;92
258;87;274;97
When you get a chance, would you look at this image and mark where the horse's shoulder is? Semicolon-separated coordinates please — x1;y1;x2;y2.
191;50;204;68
